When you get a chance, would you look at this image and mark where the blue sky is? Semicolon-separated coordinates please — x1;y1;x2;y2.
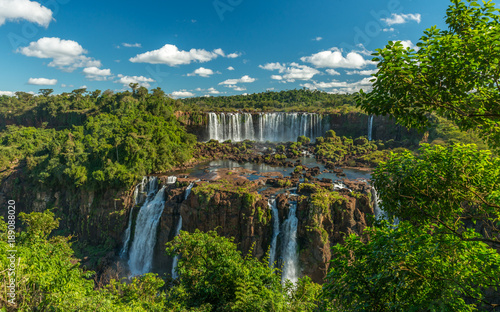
0;0;456;98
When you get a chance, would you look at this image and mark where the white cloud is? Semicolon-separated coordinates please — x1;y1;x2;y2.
326;69;340;76
122;43;141;48
207;87;220;94
382;13;421;26
115;75;155;88
18;37;101;72
0;91;15;96
171;90;195;98
301;77;374;94
382;28;395;32
301;48;372;69
187;67;214;78
345;69;378;76
0;0;53;27
130;44;238;66
83;66;112;81
234;87;246;91
61;84;74;88
227;66;235;71
79;85;87;89
260;62;319;82
267;88;275;91
398;40;419;51
313;37;323;41
219;75;256;85
259;62;286;72
28;77;57;85
226;52;241;58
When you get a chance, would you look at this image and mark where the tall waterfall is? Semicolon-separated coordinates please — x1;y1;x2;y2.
167;176;177;184
268;198;280;268
368;115;374;141
171;182;195;278
120;177;148;258
371;186;383;219
281;202;299;285
171;215;183;279
128;180;166;276
206;112;329;142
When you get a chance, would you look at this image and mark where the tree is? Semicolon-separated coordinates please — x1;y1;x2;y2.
357;0;500;149
165;230;321;311
38;89;54;97
323;1;500;310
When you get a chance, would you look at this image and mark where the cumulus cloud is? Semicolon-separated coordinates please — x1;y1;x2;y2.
0;91;15;96
259;62;319;82
0;0;53;27
171;90;195;98
207;87;220;94
130;44;239;66
187;67;214;78
28;77;57;85
301;48;372;69
122;43;141;48
219;75;256;85
326;69;340;76
18;37;101;72
83;66;112;81
227;66;235;71
382;13;421;26
345;69;378;76
301;77;374;94
115;75;155;88
313;37;323;41
226;52;241;58
382;27;395;32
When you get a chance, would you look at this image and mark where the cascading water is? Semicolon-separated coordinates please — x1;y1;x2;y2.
368;115;374;141
206;112;329;142
167;176;177;184
120;177;148;258
171;182;195;278
171;215;183;279
371;186;383;219
128;179;166;276
281;202;299;285
268;198;280;268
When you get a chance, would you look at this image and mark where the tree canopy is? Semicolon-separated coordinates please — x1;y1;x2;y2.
357;0;500;149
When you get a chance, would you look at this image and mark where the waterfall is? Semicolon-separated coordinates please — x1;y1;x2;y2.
268;198;280;268
281;202;299;285
120;177;148;258
167;176;177;184
171;215;182;279
368;115;374;141
128;182;166;276
171;182;195;278
371;186;383;219
206;112;329;142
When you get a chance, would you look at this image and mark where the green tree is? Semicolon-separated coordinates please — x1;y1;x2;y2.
357;0;500;149
166;230;320;311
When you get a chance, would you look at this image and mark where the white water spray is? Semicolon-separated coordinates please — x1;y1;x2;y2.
171;182;195;278
128;182;166;276
281;202;299;285
368;115;374;141
268;198;280;268
206;112;329;142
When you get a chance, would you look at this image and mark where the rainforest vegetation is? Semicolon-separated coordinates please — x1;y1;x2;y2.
1;0;500;311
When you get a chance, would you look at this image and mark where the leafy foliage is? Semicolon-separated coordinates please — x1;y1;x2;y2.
357;0;500;149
